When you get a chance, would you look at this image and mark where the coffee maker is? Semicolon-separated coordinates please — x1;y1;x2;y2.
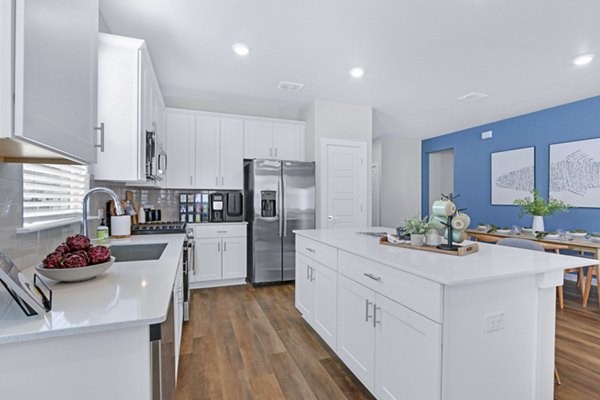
208;192;224;222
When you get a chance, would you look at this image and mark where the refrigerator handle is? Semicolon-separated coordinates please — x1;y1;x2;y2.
278;180;283;237
282;175;287;237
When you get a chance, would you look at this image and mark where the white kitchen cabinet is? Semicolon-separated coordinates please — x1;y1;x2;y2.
337;275;376;390
219;118;244;189
195;116;220;188
191;224;247;287
95;33;164;181
0;0;99;164
243;120;305;161
374;294;442;400
166;111;195;189
295;253;338;350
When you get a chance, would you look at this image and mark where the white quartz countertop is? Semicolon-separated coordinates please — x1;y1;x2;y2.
294;227;598;286
0;234;185;344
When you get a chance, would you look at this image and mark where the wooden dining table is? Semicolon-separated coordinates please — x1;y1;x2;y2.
467;229;600;308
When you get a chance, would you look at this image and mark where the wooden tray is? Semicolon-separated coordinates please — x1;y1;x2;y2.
379;237;479;256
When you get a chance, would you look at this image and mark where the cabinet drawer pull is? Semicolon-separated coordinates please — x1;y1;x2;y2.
94;123;105;152
364;273;382;281
365;299;373;322
306;265;310;280
306;247;316;253
274;148;278;157
217;230;228;234
224;241;227;252
310;266;315;282
218;242;221;252
374;305;381;327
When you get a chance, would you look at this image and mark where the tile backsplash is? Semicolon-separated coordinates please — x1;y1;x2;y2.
0;162;81;269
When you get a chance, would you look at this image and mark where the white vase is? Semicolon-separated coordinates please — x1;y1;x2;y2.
532;215;545;233
410;234;425;247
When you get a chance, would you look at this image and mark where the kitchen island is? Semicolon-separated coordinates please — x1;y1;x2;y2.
0;233;186;400
294;227;598;400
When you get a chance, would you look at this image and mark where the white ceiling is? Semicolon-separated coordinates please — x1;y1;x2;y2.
100;0;600;139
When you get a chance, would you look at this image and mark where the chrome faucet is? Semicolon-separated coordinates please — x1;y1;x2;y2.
81;187;125;237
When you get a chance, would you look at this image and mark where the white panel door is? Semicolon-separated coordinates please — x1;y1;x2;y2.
219;118;244;189
244;120;273;159
374;294;442;400
193;238;222;282
166;112;195;188
195;116;220;188
273;122;303;161
337;275;376;391
295;254;315;321
313;262;338;351
324;141;367;228
221;237;247;279
15;0;99;163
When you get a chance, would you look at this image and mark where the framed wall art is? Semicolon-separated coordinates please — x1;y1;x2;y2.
491;147;535;205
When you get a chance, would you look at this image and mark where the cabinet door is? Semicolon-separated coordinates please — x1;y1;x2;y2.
193;237;222;282
195;116;220;188
295;254;315;322
337;275;376;390
374;294;442;400
0;1;12;137
166;112;195;188
14;0;99;164
219;118;244;189
273;122;304;161
243;120;273;159
313;263;337;350
221;237;247;279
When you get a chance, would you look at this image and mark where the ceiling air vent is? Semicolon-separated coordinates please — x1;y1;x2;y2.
278;81;304;92
457;92;489;102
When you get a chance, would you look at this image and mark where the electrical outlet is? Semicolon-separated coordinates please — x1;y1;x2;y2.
485;312;505;333
481;130;493;140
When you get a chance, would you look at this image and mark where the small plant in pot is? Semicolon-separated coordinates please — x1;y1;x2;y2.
513;189;571;233
405;216;431;246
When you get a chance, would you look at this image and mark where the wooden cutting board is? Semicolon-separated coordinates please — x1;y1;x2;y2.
379;237;479;256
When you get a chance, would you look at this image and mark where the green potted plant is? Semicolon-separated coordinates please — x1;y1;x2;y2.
513;189;571;233
405;216;431;246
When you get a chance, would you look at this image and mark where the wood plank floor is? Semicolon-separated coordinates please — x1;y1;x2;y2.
176;281;600;400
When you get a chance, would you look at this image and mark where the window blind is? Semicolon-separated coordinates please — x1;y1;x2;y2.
22;164;89;227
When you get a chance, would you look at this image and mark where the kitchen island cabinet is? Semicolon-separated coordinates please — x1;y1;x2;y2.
294;227;598;400
0;234;186;400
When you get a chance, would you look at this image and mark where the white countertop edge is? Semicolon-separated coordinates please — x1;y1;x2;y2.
294;229;599;286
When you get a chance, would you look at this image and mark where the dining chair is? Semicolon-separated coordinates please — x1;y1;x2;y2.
496;238;562;385
539;242;585;309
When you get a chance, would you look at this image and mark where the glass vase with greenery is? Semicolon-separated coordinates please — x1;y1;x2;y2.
513;189;571;217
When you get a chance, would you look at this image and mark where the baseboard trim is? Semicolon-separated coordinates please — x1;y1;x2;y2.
190;278;247;289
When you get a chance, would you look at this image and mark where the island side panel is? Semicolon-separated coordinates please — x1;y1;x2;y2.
0;325;151;400
441;274;549;400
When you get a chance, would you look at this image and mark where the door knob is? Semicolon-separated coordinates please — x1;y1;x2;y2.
327;215;337;221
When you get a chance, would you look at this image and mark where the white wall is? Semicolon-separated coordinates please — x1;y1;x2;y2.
377;137;422;228
428;149;454;210
304;100;373;228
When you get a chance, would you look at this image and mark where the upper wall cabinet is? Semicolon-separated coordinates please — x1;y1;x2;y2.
0;0;100;164
94;33;166;182
244;120;305;161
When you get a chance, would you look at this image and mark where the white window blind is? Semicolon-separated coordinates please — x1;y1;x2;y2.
22;164;89;228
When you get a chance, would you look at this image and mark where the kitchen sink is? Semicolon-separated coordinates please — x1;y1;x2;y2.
109;243;168;262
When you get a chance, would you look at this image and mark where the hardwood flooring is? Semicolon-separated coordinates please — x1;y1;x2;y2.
176;281;600;400
175;284;374;400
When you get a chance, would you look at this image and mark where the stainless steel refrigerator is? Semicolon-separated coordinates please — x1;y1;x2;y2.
244;159;315;284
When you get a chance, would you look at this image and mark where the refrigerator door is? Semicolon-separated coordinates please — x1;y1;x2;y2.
248;160;283;284
282;161;315;281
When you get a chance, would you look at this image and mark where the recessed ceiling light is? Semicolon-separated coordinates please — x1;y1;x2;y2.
573;54;595;66
457;92;489;102
349;67;365;78
278;81;304;92
232;43;250;56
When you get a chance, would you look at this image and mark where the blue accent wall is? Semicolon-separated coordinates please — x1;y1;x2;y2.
422;95;600;233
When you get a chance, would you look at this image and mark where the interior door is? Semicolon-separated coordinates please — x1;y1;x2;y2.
324;141;367;229
165;112;195;189
282;161;315;281
195;116;220;188
243;120;273;159
219;118;244;189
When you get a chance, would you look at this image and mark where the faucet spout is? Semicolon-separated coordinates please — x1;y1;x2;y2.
81;187;125;237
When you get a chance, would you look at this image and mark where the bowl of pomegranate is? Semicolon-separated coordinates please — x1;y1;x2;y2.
35;234;115;282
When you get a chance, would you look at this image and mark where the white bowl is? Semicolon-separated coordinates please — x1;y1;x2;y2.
35;257;115;283
568;231;588;238
591;236;600;243
496;229;511;234
544;234;560;240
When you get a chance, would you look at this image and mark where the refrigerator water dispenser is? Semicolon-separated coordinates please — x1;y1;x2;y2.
261;190;277;217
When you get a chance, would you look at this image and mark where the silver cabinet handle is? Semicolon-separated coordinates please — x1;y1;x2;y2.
94;122;105;152
374;305;381;327
310;266;315;282
218;242;221;252
365;299;373;322
306;247;315;253
216;176;219;186
306;264;310;280
217;230;228;234
270;148;273;157
364;273;382;282
277;180;282;238
275;148;278;157
221;176;224;186
189;176;193;185
282;175;287;237
224;241;227;252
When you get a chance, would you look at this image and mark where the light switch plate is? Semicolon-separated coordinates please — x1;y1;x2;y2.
485;312;505;333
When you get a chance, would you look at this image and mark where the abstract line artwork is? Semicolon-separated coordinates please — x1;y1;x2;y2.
491;147;535;205
550;137;600;208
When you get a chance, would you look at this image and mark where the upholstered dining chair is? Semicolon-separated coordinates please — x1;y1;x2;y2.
496;238;562;385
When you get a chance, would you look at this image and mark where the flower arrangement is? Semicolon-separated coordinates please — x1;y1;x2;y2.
513;189;571;217
404;216;431;235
